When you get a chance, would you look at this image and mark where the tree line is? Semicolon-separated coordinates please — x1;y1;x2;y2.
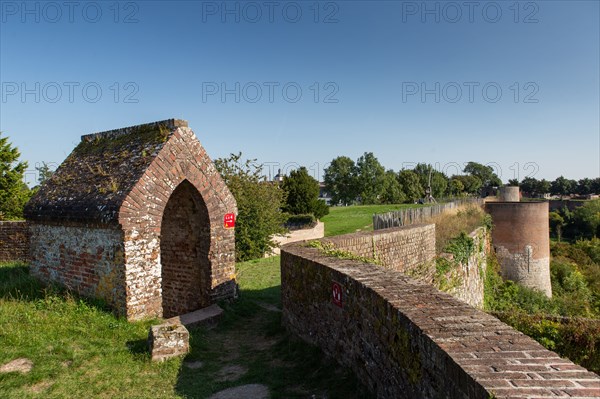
511;176;600;198
323;153;503;206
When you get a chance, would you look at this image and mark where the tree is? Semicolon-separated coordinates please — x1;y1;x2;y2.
551;176;577;197
0;133;31;220
451;175;482;195
398;169;424;203
571;200;600;239
463;162;502;187
215;153;287;261
355;152;386;204
508;178;519;186
449;178;465;196
577;178;593;195
282;167;329;219
413;163;448;199
380;170;406;204
592;178;600;194
323;156;357;206
549;211;565;242
520;177;550;198
36;162;54;186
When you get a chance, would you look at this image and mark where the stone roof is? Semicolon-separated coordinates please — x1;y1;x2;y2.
24;119;189;225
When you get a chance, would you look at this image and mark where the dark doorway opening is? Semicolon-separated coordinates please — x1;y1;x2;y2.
160;180;211;318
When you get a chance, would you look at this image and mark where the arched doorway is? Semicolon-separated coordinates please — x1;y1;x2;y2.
160;180;211;318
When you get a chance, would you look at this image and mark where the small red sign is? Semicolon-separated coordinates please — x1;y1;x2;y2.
332;282;343;308
224;213;236;229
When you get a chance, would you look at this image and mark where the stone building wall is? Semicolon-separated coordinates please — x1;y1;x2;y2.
445;227;488;309
0;221;30;262
25;119;237;321
321;224;436;275
28;223;126;312
281;241;600;398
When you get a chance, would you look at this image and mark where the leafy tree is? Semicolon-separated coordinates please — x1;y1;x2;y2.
323;156;357;206
508;178;519;186
537;179;551;196
592;178;600;194
0;133;31;220
451;174;482;195
521;177;550;198
577;178;593;195
215;153;287;261
398;169;424;203
551;176;577;197
282;167;329;219
463;162;502;187
449;178;465;196
571;200;600;239
380;170;406;204
413;163;448;199
549;211;565;242
36;162;54;186
355;152;386;204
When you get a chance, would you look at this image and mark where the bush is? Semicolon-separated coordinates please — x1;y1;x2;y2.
285;214;317;230
215;153;287;261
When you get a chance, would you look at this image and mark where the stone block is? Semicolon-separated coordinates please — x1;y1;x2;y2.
148;323;190;362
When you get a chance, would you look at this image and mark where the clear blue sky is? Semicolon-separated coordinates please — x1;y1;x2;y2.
1;0;598;185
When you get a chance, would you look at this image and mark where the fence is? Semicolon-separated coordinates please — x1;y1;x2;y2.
373;198;484;230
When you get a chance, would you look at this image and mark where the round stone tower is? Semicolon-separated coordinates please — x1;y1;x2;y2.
486;202;552;297
499;186;520;202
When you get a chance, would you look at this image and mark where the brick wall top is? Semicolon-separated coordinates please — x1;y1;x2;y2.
281;243;600;398
23;119;234;226
321;223;433;249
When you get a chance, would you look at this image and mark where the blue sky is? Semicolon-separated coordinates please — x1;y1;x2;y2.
1;0;598;186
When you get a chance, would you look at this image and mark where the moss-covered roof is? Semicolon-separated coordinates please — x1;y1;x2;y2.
24;119;188;225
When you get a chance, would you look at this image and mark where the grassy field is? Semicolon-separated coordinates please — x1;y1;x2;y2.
0;257;371;398
321;203;424;236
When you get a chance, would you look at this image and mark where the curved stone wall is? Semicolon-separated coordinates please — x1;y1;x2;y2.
281;231;599;398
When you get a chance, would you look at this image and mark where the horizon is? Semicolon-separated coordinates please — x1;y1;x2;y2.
1;1;598;185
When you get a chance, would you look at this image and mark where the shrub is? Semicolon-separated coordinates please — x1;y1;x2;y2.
215;153;287;261
285;214;317;230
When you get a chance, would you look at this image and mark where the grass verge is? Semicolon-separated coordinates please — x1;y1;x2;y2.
0;259;370;398
321;204;424;237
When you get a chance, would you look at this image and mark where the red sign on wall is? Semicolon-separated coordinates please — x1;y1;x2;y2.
224;213;236;229
332;282;343;308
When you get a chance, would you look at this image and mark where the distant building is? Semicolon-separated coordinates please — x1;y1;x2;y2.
319;183;333;205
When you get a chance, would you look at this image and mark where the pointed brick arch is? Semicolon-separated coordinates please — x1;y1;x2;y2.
160;180;211;317
26;119;237;321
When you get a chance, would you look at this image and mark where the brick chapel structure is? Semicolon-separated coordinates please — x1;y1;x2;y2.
24;119;237;320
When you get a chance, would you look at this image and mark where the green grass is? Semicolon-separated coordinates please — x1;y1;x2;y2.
0;259;371;398
321;204;424;237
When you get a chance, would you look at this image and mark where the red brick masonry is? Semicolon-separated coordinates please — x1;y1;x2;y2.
281;227;600;398
0;221;29;262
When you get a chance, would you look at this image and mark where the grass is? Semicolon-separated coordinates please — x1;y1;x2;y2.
0;258;371;398
321;203;425;236
430;205;490;254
